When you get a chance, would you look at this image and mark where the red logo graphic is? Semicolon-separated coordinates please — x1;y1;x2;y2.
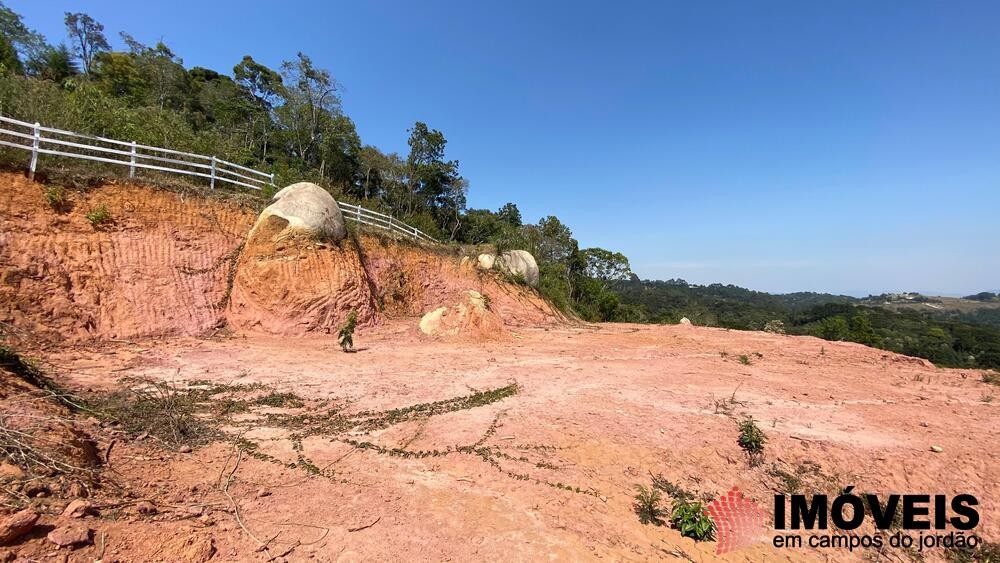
707;487;770;554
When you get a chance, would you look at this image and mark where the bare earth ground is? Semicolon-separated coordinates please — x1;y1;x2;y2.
25;320;999;562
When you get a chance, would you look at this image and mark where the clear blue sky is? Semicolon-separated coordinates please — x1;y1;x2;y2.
12;1;999;295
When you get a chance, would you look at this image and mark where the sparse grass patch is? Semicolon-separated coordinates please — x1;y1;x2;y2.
768;466;804;494
44;185;72;212
254;392;304;408
92;379;215;448
650;474;695;502
85;204;113;227
983;372;1000;386
738;354;751;365
944;541;1000;563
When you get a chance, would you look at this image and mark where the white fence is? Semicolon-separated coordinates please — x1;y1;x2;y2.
0;114;437;242
0;114;273;191
339;202;437;243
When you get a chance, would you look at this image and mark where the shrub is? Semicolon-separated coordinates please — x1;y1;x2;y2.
633;485;665;525
738;416;766;464
85;204;112;227
738;354;751;365
763;319;785;334
338;309;358;352
670;499;716;541
44;185;72;212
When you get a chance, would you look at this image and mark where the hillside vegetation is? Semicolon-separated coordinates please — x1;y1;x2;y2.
617;280;1000;370
1;5;998;370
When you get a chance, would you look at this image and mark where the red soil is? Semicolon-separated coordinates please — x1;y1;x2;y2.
0;173;561;344
8;322;994;562
2;174;997;561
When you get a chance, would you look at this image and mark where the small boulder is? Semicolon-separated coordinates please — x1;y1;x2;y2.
679;317;692;325
930;445;944;453
46;524;91;548
179;445;192;454
62;500;94;519
136;501;157;515
476;254;496;270
475;251;539;287
0;463;24;481
0;509;39;546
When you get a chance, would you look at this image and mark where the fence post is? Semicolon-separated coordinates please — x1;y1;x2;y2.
356;206;361;223
129;141;137;179
210;156;217;189
28;122;40;181
269;173;275;187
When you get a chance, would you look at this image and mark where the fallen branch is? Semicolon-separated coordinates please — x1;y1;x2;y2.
347;515;381;532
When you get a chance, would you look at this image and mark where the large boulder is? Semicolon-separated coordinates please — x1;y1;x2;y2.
474;250;539;287
498;250;539;287
419;290;505;339
248;182;346;243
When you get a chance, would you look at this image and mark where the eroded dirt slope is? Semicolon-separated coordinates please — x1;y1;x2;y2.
0;173;255;342
0;173;561;343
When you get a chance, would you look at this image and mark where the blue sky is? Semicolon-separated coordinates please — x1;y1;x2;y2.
12;1;999;295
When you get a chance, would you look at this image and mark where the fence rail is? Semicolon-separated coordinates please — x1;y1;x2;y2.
0;114;437;242
338;202;437;243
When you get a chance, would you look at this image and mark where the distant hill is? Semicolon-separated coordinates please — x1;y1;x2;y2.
614;279;1000;370
858;293;1000;329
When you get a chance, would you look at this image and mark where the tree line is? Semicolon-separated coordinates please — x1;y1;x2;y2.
0;4;639;322
615;280;1000;370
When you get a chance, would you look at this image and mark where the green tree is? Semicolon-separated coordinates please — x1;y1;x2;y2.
25;44;77;82
816;316;849;341
0;33;20;75
582;248;632;283
233;55;284;160
64;12;110;75
850;314;880;346
277;52;342;169
497;202;522;227
405;121;465;236
0;2;46;61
